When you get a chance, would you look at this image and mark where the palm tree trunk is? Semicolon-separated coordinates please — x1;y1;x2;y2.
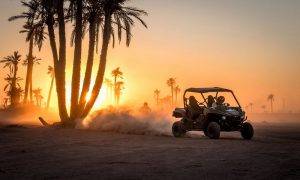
78;15;96;113
46;76;54;109
47;10;69;124
70;0;83;120
24;38;34;104
29;81;33;103
81;13;112;118
171;86;174;106
114;76;117;105
271;100;273;113
11;63;18;106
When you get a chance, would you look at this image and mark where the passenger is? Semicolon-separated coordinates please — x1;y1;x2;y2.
139;102;151;114
207;95;215;108
212;96;226;111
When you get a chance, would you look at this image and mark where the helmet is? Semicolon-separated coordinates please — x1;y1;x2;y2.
217;96;225;105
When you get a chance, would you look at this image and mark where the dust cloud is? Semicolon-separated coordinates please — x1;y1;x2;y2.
79;107;174;136
0;105;58;126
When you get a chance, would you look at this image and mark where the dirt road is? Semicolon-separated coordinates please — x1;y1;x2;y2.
0;124;299;179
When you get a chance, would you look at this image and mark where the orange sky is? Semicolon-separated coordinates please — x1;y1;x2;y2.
0;0;300;113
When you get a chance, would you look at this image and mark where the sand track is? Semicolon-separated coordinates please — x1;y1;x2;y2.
0;124;299;179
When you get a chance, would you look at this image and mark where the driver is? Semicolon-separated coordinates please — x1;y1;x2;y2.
212;96;227;111
188;96;202;119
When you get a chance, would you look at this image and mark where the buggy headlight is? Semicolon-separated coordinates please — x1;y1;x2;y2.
222;116;226;120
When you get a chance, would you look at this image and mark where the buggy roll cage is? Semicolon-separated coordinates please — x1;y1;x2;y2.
183;87;242;108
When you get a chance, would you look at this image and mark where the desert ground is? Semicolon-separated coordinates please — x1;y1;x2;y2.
0;119;299;179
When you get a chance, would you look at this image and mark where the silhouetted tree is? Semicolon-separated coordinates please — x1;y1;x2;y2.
249;103;253;113
174;85;181;105
112;67;123;105
1;51;22;107
9;2;46;104
22;56;41;103
154;89;160;106
115;81;124;105
33;88;43;107
3;98;9;109
167;78;176;106
12;0;147;127
267;94;274;113
261;105;266;113
46;66;55;109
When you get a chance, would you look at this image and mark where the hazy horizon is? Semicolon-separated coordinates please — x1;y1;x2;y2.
0;0;299;113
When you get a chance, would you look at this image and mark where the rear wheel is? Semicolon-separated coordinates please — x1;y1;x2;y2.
240;122;254;140
206;122;220;139
172;121;186;137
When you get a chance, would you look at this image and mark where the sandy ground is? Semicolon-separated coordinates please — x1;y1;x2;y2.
0;123;299;179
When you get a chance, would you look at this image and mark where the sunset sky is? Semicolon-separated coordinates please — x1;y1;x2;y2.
0;0;299;112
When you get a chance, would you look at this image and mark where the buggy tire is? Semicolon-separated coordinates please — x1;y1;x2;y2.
206;122;220;139
203;129;209;137
241;122;254;140
172;121;186;138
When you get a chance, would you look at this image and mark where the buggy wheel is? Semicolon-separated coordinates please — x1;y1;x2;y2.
172;121;186;138
203;129;209;137
206;122;220;139
240;122;254;140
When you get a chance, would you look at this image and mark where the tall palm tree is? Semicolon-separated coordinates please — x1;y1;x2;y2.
112;67;123;86
46;66;55;109
115;81;124;105
3;98;9;109
22;56;41;103
174;85;181;105
154;89;160;106
111;67;123;104
249;103;254;113
82;0;148;118
3;74;23;107
33;88;43;107
1;51;22;107
167;78;176;106
12;0;147;127
267;94;275;113
9;2;46;104
78;0;104;114
261;105;266;113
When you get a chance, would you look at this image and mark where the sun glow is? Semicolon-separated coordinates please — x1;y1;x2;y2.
64;83;109;111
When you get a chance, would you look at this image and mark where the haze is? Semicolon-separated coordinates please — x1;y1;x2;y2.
0;0;299;112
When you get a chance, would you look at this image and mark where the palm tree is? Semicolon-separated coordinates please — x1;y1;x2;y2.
3;98;9;109
174;85;181;105
115;81;124;105
46;66;55;109
9;2;46;104
261;105;266;113
249;103;254;113
3;74;23;107
22;56;41;103
167;78;176;106
33;88;43;107
111;67;123;104
1;51;22;107
154;89;160;106
82;0;148;118
267;94;275;113
78;0;104;114
12;0;147;127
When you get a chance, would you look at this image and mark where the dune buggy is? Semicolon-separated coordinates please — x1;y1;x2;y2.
172;87;254;139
